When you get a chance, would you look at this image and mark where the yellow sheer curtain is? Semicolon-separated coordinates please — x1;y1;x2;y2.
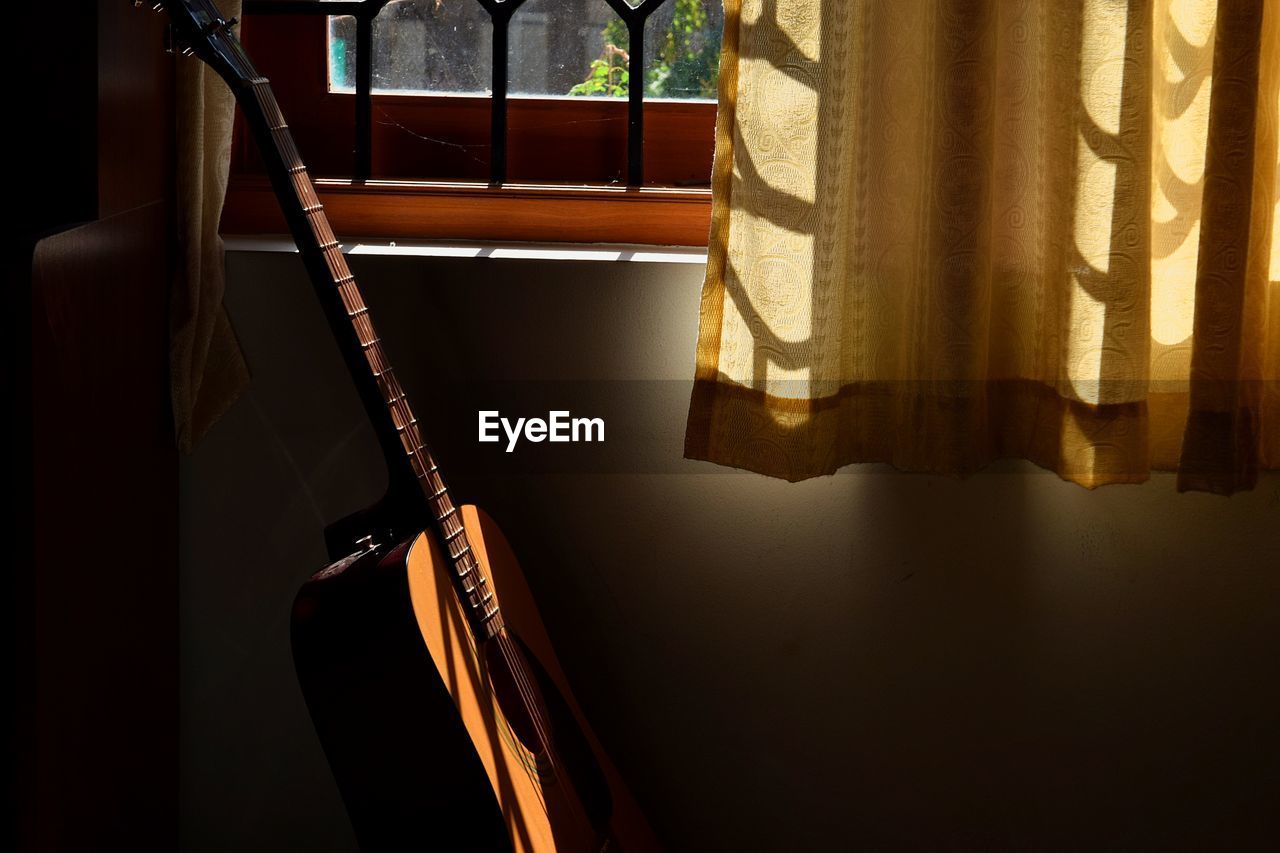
172;0;249;453
686;0;1280;493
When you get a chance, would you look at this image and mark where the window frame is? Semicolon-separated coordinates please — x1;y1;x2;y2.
222;7;717;246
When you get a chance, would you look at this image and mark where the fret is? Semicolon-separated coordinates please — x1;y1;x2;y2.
384;372;405;397
337;280;362;305
276;132;301;165
279;132;300;161
366;346;386;375
480;605;501;623
347;306;369;318
443;526;465;542
323;257;348;284
429;485;448;499
438;506;458;521
479;591;495;606
353;316;376;345
457;563;475;578
292;175;321;212
287;163;307;175
408;454;429;478
311;212;337;247
389;405;415;430
250;79;285;128
451;543;472;559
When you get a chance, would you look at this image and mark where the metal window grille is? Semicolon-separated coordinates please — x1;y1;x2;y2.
243;0;672;185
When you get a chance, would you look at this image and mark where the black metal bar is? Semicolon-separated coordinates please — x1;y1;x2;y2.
626;21;645;185
477;0;526;185
489;9;511;184
355;10;374;179
604;0;669;186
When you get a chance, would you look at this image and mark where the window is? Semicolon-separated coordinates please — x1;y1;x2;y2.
224;1;723;245
327;1;721;100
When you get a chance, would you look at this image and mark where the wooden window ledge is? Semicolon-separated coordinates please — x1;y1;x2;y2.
221;176;713;247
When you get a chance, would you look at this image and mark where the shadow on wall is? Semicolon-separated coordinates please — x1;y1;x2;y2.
179;247;1280;851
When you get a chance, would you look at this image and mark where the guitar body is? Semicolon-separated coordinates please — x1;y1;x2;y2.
292;506;660;853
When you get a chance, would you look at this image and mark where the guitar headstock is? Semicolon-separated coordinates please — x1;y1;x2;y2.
142;0;255;88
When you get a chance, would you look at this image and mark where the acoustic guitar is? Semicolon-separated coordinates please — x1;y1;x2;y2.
153;3;661;850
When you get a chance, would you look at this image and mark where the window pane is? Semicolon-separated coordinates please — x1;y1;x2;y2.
328;15;356;91
641;0;723;100
328;1;723;101
510;0;622;97
329;1;493;95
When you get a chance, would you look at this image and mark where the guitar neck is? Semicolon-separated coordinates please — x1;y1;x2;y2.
236;76;504;639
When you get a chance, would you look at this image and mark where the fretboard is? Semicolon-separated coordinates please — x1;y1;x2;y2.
241;77;503;640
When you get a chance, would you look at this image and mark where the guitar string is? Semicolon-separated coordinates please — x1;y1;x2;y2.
238;61;598;841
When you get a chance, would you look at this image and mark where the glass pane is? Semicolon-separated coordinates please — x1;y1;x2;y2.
328;1;724;100
641;0;723;100
509;0;621;97
328;1;493;94
328;15;356;91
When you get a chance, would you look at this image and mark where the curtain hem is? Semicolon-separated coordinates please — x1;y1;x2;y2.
684;376;1216;489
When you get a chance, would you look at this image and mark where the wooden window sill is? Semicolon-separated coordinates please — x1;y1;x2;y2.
221;176;713;247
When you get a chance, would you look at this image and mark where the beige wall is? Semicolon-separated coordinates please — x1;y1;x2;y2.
181;248;1280;851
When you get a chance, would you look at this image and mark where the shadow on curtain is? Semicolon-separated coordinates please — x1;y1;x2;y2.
686;0;1279;493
